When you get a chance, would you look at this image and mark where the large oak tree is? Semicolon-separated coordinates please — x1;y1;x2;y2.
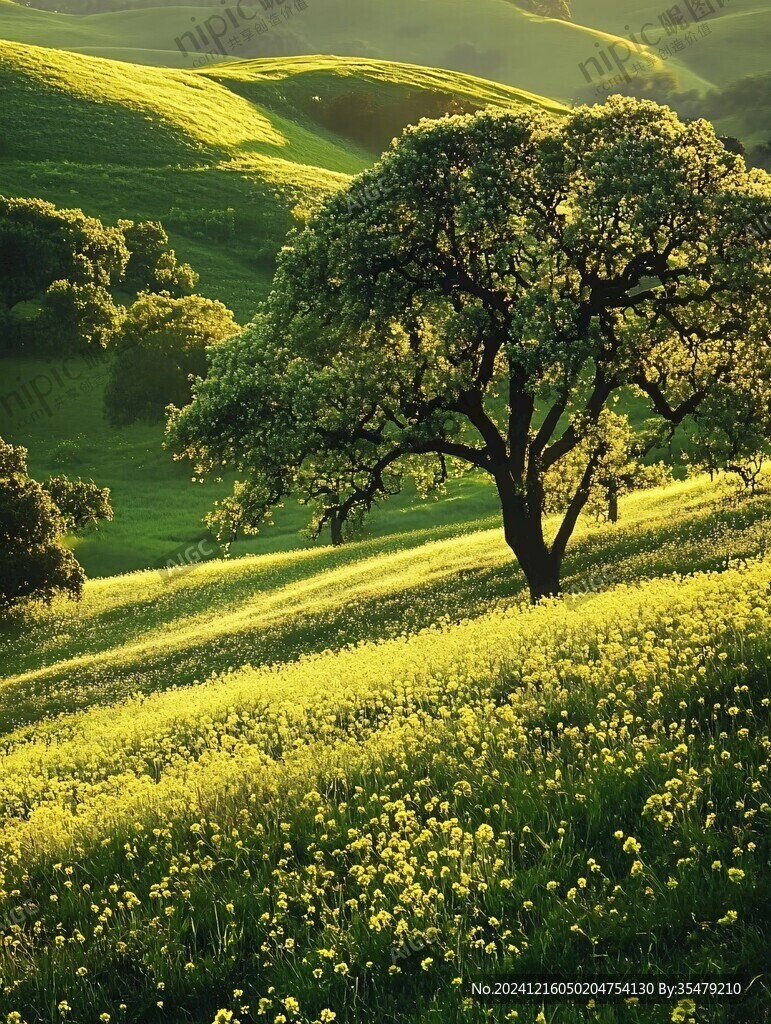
169;98;771;600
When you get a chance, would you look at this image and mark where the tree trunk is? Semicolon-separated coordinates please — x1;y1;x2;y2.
608;482;619;524
519;545;561;602
330;510;344;547
495;472;561;602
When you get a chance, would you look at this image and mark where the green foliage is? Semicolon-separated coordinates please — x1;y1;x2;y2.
688;347;771;491
167;206;237;243
119;218;198;295
518;0;571;18
545;410;672;523
36;279;124;352
171;98;771;600
105;292;238;427
0;196;209;355
41;474;113;533
0;193;128;309
0;436;84;610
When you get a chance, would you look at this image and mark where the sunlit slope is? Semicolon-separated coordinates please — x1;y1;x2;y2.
0;40;365;179
1;474;769;736
0;0;711;98
572;0;771;87
0;42;561;316
202;54;567;116
0;540;768;1021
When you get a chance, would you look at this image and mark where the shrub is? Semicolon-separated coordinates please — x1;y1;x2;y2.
104;292;238;427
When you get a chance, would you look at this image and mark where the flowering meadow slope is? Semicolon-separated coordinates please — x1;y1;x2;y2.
0;529;769;1021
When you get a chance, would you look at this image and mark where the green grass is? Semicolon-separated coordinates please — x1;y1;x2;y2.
1;472;768;734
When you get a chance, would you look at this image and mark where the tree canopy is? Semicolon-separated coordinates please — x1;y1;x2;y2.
0;196;199;353
169;97;771;600
0;438;112;611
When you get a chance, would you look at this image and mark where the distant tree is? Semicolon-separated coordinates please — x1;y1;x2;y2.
0;439;84;610
688;355;770;492
105;292;238;427
37;280;125;352
41;476;113;533
535;0;571;17
118;219;198;296
169;99;771;601
0;195;128;309
517;0;571;18
545;411;671;524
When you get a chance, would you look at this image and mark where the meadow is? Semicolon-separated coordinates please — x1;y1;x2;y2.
0;477;769;1022
1;7;771;1022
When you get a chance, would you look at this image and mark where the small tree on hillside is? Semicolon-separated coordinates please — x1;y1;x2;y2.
105;292;238;427
37;279;125;352
168;98;771;601
688;358;770;491
0;439;112;611
119;219;198;297
544;411;672;524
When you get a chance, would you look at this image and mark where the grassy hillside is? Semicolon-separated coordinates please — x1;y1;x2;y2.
0;41;564;318
0;43;569;576
0;477;768;1021
0;0;720;98
2;472;769;729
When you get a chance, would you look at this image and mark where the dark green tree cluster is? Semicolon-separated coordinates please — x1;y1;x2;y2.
0;195;197;354
170;98;771;600
0;194;236;424
0;437;112;611
118;219;199;295
0;195;126;352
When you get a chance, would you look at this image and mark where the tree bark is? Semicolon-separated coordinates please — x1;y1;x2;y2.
330;510;344;547
608;482;619;524
495;471;561;602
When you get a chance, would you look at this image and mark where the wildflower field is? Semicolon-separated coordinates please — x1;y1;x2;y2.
0;476;769;1024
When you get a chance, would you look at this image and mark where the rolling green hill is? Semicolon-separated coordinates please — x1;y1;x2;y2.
0;41;566;576
0;41;565;317
0;0;727;99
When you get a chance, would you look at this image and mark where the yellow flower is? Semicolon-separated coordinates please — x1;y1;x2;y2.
476;824;494;843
